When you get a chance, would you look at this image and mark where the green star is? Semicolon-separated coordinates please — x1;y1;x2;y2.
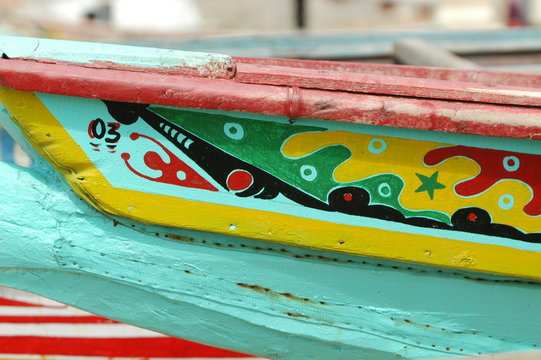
415;171;445;200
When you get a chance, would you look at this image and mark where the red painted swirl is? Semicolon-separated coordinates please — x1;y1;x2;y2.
424;145;541;216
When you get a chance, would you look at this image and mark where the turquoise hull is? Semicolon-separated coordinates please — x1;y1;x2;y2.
0;145;539;359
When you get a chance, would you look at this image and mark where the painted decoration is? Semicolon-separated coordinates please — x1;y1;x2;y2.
73;97;541;239
2;87;541;280
1;103;541;359
0;286;259;359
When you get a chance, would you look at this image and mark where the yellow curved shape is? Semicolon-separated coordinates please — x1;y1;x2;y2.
283;131;540;233
1;87;541;281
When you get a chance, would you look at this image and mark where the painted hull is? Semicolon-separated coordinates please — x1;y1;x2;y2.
0;36;540;359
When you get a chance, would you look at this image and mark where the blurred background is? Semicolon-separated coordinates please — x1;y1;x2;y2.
2;0;541;65
0;0;534;39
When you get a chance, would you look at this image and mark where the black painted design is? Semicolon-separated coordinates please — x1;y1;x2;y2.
103;100;541;244
105;101;329;211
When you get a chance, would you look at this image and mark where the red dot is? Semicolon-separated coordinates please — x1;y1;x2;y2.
468;212;477;222
343;193;353;202
121;153;131;160
227;170;253;192
130;133;140;140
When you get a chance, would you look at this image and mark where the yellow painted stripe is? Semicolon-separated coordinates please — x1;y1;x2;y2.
2;87;541;280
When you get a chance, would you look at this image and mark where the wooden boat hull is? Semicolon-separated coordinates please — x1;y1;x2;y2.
0;36;540;359
0;158;540;359
1;88;540;279
1;90;540;359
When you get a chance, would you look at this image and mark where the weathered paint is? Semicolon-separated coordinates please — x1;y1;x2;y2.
1;88;541;281
235;62;541;107
0;36;235;78
0;157;541;359
3;55;541;140
233;56;541;88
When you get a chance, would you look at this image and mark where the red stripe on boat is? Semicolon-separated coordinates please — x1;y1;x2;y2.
0;315;118;323
0;337;253;357
0;298;49;307
2;59;541;140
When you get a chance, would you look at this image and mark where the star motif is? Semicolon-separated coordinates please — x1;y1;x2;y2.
415;171;445;200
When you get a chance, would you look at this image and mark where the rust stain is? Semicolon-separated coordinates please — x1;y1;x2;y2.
122;222;541;287
390;316;526;346
283;312;310;319
315;101;333;110
236;283;326;305
237;283;272;293
164;233;194;242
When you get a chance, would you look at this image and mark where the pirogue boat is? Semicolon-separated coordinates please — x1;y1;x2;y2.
0;36;540;360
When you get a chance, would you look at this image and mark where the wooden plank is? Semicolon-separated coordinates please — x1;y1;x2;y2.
0;36;236;79
394;38;480;69
126;28;541;59
234;56;541;88
235;63;541;107
3;58;541;140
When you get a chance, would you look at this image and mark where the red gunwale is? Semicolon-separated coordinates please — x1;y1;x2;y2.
235;62;541;107
0;336;252;357
234;56;541;88
1;56;541;140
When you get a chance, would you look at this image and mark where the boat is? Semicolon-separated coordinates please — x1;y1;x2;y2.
0;35;540;360
0;285;260;359
126;27;541;67
0;139;261;360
